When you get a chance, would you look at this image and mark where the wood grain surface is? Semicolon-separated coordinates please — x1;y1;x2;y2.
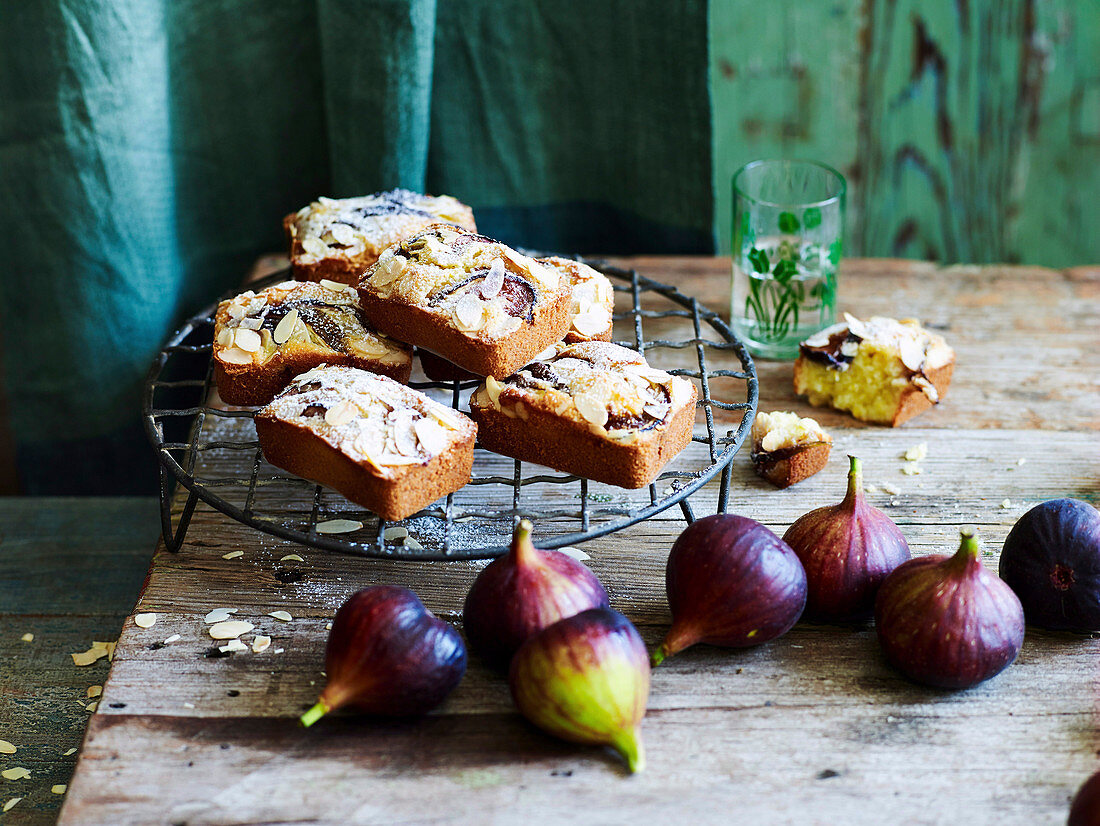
59;257;1099;826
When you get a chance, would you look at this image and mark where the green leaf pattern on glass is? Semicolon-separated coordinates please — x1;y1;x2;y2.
744;215;837;343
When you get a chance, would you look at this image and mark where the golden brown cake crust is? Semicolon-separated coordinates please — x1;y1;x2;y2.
752;442;832;488
254;367;476;521
357;226;574;378
212;281;412;406
468;341;698;488
285;191;477;286
469;395;695;489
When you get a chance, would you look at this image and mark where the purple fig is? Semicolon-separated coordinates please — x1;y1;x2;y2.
300;585;466;725
510;608;649;773
783;455;910;622
464;519;609;667
999;498;1100;632
653;514;807;665
875;529;1024;689
1070;769;1100;826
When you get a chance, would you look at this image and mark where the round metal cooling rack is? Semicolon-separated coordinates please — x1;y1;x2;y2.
143;259;758;561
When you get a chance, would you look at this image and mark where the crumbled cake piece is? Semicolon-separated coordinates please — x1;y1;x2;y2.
285;190;476;285
357;224;573;378
750;411;832;488
469;341;697;488
794;313;955;426
213;280;411;405
255;366;476;520
418;257;615;382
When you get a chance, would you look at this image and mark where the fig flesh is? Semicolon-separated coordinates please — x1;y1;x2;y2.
654;514;807;665
509;607;649;773
783;455;910;622
999;498;1100;632
875;529;1024;689
301;585;466;725
463;519;609;667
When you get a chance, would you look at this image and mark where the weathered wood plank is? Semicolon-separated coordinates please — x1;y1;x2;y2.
0;498;159;825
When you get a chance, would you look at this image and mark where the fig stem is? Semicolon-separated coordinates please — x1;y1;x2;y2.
843;455;863;508
300;700;329;728
956;528;980;562
612;726;646;774
650;645;668;668
510;518;537;567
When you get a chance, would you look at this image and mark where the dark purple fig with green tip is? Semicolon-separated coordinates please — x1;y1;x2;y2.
783;455;910;622
300;585;466;726
509;607;649;773
998;498;1100;632
1069;768;1100;826
875;529;1024;689
653;514;807;665
464;519;609;668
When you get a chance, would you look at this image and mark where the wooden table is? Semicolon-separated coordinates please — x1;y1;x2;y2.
57;258;1099;825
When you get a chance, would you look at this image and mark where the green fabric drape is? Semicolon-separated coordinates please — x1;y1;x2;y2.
0;0;712;493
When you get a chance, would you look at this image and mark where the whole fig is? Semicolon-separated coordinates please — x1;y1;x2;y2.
463;519;609;667
875;529;1024;689
301;585;466;725
653;514;807;665
510;607;649;773
999;498;1100;632
1070;768;1100;826
783;455;910;621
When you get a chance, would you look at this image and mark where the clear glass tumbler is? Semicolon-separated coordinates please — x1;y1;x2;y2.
730;159;846;360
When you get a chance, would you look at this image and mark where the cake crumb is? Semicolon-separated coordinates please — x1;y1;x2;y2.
20;633;33;643
1001;499;1012;509
881;482;901;495
903;443;927;462
222;550;244;559
3;798;22;812
51;785;67;795
1016;457;1027;466
900;463;922;476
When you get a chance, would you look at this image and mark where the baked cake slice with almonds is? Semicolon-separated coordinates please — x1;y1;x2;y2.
418;255;615;381
794;313;955;426
468;341;697;488
357;224;574;378
213;280;412;406
255;366;477;521
285;190;477;285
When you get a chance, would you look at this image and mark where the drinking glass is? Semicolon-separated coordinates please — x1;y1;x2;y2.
730;159;846;360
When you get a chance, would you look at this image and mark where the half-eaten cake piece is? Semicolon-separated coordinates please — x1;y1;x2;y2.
213;280;412;406
284;189;477;285
357;224;574;378
750;411;832;488
794;313;955;426
255;366;477;521
469;341;697;489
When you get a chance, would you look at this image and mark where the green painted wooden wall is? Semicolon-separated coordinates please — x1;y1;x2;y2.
710;0;1100;266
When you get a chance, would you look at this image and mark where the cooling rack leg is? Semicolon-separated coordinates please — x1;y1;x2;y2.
159;465;198;553
679;498;695;524
718;461;732;514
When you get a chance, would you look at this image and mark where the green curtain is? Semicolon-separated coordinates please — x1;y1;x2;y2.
0;0;712;494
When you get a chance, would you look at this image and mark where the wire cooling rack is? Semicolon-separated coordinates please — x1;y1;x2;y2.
143;259;758;561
